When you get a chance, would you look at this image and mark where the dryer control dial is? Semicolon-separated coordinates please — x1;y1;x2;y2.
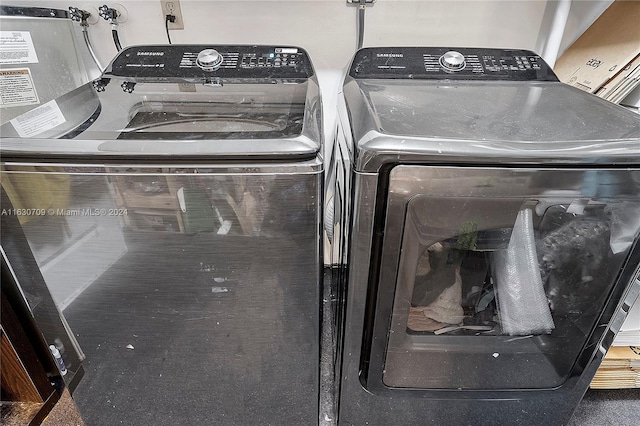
439;51;466;72
196;49;224;71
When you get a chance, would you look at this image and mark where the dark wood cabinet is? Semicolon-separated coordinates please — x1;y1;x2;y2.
1;256;63;425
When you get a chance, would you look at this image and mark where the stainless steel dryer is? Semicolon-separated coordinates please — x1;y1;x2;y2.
1;44;323;425
329;47;640;425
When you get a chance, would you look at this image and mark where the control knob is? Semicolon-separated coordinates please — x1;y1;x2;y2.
196;49;224;71
439;51;466;72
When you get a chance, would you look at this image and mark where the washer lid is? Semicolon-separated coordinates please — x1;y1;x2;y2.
0;45;322;159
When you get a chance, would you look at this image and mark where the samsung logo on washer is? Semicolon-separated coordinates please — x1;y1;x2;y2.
137;52;165;56
377;53;403;58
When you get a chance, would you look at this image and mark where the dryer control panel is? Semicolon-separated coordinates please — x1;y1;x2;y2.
105;45;313;81
349;47;558;81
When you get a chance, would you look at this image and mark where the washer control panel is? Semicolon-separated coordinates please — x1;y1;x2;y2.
106;45;313;80
350;47;558;81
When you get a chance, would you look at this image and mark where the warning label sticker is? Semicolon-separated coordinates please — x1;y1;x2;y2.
10;99;66;138
0;68;39;108
0;31;39;64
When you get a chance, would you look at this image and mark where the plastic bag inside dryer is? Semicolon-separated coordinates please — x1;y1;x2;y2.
406;202;614;337
491;208;554;336
406;200;620;338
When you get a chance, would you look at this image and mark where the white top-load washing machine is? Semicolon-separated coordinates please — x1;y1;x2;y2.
1;44;323;425
330;47;640;425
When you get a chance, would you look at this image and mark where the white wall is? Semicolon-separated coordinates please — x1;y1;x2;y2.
7;1;557;64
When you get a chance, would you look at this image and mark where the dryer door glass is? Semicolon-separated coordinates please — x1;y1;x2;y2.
372;166;640;390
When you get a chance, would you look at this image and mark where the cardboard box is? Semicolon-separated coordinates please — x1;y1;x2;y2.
554;0;640;93
596;54;640;102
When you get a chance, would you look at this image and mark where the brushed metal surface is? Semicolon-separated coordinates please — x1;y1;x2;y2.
335;163;640;426
342;78;640;172
1;165;323;425
333;58;640;424
0;42;325;423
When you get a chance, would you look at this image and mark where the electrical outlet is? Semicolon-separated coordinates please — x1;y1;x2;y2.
161;0;184;30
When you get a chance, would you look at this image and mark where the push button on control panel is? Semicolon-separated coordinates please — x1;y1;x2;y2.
439;50;466;72
196;49;224;71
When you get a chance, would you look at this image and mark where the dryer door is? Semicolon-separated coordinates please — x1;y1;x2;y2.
363;166;640;392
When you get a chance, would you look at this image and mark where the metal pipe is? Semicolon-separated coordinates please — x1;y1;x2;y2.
357;0;366;50
82;25;104;71
541;0;572;68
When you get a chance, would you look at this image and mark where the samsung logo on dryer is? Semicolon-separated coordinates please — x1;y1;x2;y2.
137;52;165;56
377;53;403;58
